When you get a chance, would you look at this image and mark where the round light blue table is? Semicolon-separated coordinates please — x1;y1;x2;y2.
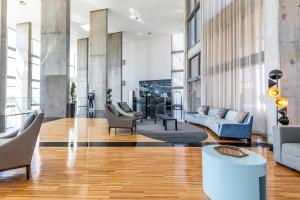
202;145;267;200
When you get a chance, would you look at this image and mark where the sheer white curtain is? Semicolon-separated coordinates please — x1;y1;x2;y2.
201;0;266;134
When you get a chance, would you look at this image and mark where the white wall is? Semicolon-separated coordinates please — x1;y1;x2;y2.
122;35;172;102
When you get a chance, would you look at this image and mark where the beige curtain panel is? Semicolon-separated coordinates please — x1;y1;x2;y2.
201;0;266;134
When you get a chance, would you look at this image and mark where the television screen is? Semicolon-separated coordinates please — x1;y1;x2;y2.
139;79;172;98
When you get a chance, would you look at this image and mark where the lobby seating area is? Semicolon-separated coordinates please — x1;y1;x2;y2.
0;0;300;199
185;106;253;143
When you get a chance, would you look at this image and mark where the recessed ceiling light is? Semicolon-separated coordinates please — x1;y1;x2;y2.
19;0;27;5
80;24;90;32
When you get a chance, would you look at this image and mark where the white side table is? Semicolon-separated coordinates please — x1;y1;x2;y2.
202;145;267;200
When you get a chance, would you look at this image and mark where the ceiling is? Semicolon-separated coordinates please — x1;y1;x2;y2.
8;0;185;42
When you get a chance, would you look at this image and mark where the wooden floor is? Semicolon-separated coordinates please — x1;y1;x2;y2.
0;118;299;199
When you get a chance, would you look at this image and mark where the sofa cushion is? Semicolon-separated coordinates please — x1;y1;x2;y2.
225;110;238;122
234;111;249;123
18;111;37;134
198;105;209;115
118;102;131;112
207;108;219;117
0;138;13;146
282;143;300;159
215;108;228;119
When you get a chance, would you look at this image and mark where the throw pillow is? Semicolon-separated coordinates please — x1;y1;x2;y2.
215;108;228;119
119;102;131;112
18;111;37;134
198;105;209;115
109;105;120;117
234;112;249;123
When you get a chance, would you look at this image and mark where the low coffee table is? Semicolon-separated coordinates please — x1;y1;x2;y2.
154;114;178;131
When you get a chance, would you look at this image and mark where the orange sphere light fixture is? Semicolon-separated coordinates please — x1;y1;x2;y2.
275;97;289;108
267;88;281;98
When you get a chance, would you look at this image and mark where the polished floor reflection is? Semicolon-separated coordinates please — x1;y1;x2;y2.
0;118;299;199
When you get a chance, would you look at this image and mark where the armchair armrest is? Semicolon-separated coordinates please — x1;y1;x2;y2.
273;126;300;162
0;129;19;139
219;123;252;139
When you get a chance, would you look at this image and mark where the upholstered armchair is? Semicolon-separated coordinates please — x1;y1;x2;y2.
0;112;44;180
273;126;300;172
105;104;136;134
115;102;143;123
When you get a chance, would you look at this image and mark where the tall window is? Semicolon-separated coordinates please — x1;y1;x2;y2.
171;33;184;119
187;0;200;48
31;39;41;110
6;28;17;115
6;28;41;114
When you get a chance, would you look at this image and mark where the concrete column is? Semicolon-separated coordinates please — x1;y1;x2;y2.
0;0;7;131
16;22;32;112
77;38;88;107
107;32;122;103
40;0;70;118
89;9;107;111
264;0;300;143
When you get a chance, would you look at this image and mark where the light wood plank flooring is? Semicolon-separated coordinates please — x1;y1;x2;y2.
0;118;299;200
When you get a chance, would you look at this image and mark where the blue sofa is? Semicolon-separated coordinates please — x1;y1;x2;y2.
185;108;253;143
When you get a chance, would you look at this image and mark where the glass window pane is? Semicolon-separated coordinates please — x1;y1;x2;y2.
7;57;16;76
7;28;16;48
32;57;40;65
172;53;184;70
32;65;40;80
32;40;40;56
32;81;40;89
32;88;40;98
6;86;16;98
195;9;201;42
172;89;183;105
188;17;195;48
172;33;184;51
189;54;200;78
172;72;184;87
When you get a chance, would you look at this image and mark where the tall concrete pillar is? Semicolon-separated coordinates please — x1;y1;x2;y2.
264;0;300;143
107;32;122;103
40;0;70;118
16;22;32;112
0;0;7;131
89;9;108;111
77;38;88;107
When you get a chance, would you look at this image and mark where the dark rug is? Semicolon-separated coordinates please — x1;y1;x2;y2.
136;120;208;144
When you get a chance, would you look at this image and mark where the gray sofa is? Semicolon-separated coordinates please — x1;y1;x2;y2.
0;112;44;179
273;126;300;172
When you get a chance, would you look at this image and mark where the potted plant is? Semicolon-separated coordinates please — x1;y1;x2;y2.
106;89;112;104
68;82;76;118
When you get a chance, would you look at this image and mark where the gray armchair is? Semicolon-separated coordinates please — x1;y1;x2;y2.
105;104;136;134
0;112;44;179
273;125;300;171
116;102;143;123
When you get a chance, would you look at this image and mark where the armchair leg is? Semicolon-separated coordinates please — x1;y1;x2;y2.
131;128;133;135
26;165;30;180
108;127;111;134
115;128;117;134
247;138;252;146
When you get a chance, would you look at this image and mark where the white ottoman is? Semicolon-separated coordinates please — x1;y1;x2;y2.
202;145;267;200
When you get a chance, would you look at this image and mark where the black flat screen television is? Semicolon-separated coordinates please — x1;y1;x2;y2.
139;79;172;98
